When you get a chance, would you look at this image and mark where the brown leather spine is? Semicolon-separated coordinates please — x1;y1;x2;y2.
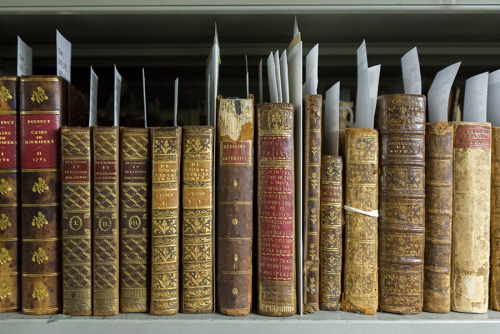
340;128;379;315
61;126;92;315
216;97;254;316
319;155;342;311
424;122;453;313
492;126;500;311
150;127;181;315
93;126;120;315
257;103;296;317
120;127;150;312
452;122;491;313
377;94;426;314
303;95;322;314
181;126;214;314
0;76;19;312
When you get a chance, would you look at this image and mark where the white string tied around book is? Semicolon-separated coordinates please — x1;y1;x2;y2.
344;205;379;217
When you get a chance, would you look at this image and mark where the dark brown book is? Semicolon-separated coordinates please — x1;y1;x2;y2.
257;103;296;317
319;155;342;311
216;96;254;316
492;126;500;311
0;76;19;312
181;126;214;314
93;126;120;316
303;94;322;314
424;122;453;313
377;94;426;315
150;127;181;315
119;127;150;312
61;126;92;315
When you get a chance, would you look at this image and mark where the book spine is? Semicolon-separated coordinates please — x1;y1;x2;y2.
20;76;66;315
150;127;181;316
93;126;120;315
319;155;342;311
340;128;379;315
181;126;214;314
120;127;150;312
424;122;453;313
377;94;426;315
303;95;322;314
0;76;19;312
257;103;296;317
61;126;92;315
492;126;500;311
452;122;491;313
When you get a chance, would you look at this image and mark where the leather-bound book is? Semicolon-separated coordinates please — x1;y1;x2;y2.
452;122;491;313
424;122;453;313
340;128;379;315
257;103;296;317
0;76;19;312
492;126;500;311
377;94;426;315
216;96;254;316
61;126;92;315
150;127;181;315
93;126;120;315
303;95;322;314
119;127;150;312
319;155;342;311
181;126;214;314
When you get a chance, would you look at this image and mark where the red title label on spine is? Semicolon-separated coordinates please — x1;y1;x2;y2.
20;114;60;169
95;160;117;182
220;141;251;165
0;115;17;169
454;124;491;149
63;160;90;182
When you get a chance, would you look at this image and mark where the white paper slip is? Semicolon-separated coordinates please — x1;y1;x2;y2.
56;30;71;83
174;78;179;127
368;64;381;119
355;40;373;129
401;47;421;95
89;67;98;127
463;72;489;123
114;65;122;127
142;68;147;128
427;62;461;124
487;69;500;127
245;55;250;99
304;44;319;96
267;52;278;103
274;51;282;103
325;82;340;156
280;50;289;104
206;25;220;127
17;36;32;76
259;59;264;104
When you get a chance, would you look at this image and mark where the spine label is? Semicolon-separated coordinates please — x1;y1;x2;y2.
454;124;491;149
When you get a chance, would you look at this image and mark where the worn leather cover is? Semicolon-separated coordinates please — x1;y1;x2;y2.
452;122;491;313
303;95;322;314
93;126;120;315
61;126;92;315
257;103;296;317
0;76;19;312
216;96;254;316
492;126;500;311
120;127;150;312
340;128;379;315
181;126;214;314
150;127;181;315
319;155;342;311
377;94;426;315
424;122;453;313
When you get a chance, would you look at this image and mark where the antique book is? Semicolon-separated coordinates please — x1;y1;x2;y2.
492;126;500;311
61;126;92;315
377;94;426;315
257;103;296;317
0;76;19;312
340;128;379;315
216;96;254;316
303;94;322;314
181;126;214;314
150;127;181;316
119;127;150;312
93;126;120;316
452;122;491;313
319;155;342;311
424;122;453;313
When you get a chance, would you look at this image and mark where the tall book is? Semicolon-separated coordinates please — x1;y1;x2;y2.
377;94;426;315
216;96;254;316
150;127;181;315
93;126;120;315
452;122;491;313
492;126;500;311
61;126;92;315
303;94;322;313
120;127;150;312
257;103;296;317
0;76;19;312
340;128;379;315
424;122;453;313
181;126;214;314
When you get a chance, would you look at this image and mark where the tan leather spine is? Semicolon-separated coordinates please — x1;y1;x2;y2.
492;126;500;311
